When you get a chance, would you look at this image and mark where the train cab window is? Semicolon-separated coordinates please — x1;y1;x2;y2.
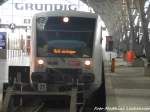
36;16;96;58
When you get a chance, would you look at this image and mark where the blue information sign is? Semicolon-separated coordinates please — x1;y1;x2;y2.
0;32;6;49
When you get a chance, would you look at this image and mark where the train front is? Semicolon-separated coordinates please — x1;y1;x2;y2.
31;14;97;92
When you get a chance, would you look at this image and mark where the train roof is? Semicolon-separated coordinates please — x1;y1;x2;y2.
34;11;98;19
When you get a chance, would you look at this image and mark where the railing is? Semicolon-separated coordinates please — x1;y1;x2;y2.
7;49;29;59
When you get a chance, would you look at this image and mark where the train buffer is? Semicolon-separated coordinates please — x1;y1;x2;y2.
2;85;84;112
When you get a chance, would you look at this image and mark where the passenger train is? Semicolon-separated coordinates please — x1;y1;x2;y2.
30;11;106;111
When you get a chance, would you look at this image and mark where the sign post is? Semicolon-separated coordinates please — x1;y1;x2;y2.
0;32;7;59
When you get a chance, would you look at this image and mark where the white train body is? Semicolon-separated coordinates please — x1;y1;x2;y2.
30;11;103;90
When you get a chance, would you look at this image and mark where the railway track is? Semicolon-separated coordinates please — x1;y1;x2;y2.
16;102;69;112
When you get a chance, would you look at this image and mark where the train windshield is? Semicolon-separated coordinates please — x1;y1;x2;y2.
36;16;96;58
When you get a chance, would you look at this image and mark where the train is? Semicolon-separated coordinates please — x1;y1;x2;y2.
30;10;106;111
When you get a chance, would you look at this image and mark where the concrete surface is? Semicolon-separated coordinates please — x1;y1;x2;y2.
105;58;150;112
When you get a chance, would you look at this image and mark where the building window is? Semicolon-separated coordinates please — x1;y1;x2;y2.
24;19;31;24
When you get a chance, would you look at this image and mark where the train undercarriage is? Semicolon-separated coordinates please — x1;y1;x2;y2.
2;66;106;112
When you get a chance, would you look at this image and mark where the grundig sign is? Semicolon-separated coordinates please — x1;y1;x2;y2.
15;3;78;11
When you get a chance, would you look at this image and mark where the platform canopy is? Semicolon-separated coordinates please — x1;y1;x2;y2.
0;0;8;5
80;0;124;35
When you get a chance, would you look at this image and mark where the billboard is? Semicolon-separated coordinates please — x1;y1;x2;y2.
0;32;6;49
0;0;93;25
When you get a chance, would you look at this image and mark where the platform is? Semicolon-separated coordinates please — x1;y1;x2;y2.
105;58;150;112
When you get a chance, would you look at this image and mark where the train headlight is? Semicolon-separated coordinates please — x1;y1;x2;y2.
38;59;44;65
63;17;69;23
84;60;91;66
